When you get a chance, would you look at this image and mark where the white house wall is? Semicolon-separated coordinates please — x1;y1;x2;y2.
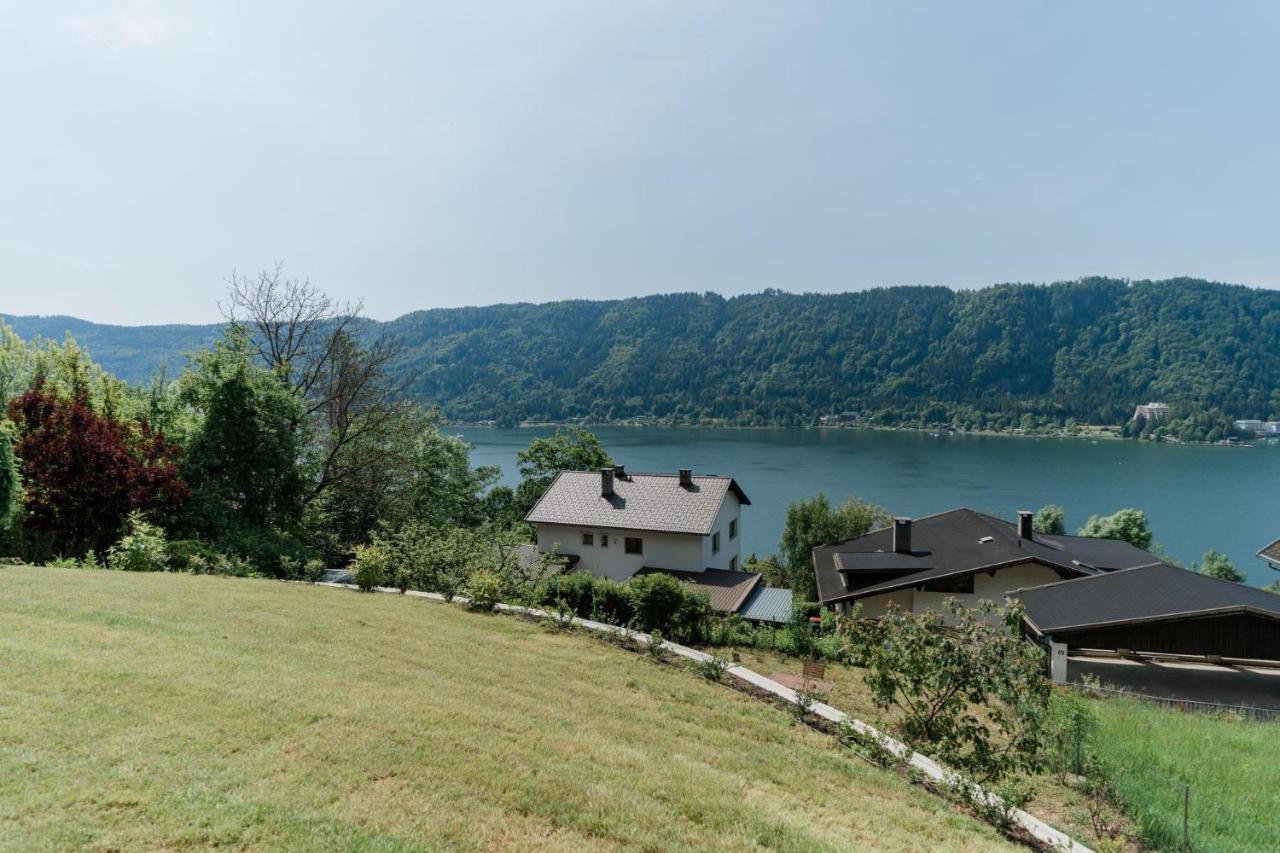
699;492;742;571
535;524;703;582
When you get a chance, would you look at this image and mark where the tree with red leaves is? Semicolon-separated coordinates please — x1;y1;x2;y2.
7;384;188;558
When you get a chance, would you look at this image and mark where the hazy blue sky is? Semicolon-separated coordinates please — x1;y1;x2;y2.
4;2;1280;324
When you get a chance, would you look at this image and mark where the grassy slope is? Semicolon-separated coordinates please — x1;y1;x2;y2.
0;568;1011;851
1092;698;1280;850
732;647;1280;852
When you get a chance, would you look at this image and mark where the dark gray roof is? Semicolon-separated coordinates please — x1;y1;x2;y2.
1013;563;1280;634
633;567;761;613
812;508;1162;605
1259;538;1280;567
525;470;749;535
738;586;794;624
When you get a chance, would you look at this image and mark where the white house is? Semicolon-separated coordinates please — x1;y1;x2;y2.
526;467;748;582
524;467;790;623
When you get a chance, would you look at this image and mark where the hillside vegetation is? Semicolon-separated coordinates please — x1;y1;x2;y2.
8;277;1280;428
0;566;1013;851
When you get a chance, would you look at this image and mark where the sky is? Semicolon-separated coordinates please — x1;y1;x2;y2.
3;1;1280;325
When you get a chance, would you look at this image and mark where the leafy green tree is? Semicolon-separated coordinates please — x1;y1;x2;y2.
0;419;20;532
1032;504;1066;535
106;511;169;572
513;427;612;517
742;552;788;588
1194;550;1245;583
855;599;1049;786
179;332;306;562
1264;581;1280;595
780;494;890;596
1077;508;1154;551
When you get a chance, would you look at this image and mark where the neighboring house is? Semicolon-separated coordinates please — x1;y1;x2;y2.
812;508;1160;620
1258;537;1280;572
525;467;791;623
813;507;1280;662
1013;563;1280;661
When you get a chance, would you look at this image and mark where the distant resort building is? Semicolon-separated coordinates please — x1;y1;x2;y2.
1234;419;1280;436
525;467;792;623
1132;401;1171;422
818;411;861;427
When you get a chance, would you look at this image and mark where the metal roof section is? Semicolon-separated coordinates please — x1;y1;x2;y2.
738;585;794;624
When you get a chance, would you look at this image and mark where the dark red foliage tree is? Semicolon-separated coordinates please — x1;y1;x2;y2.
7;385;188;557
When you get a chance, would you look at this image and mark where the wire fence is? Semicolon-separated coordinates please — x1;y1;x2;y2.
1071;680;1280;721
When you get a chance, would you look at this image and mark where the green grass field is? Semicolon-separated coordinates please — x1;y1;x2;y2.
730;647;1280;851
0;567;1012;851
1091;696;1280;851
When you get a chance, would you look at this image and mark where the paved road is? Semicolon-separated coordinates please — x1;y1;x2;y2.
1070;655;1280;711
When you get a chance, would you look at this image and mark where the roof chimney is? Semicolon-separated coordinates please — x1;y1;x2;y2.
1017;510;1034;540
613;464;626;480
678;468;693;488
601;468;615;497
892;517;912;554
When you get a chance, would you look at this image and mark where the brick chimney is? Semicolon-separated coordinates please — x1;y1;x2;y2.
893;517;912;554
601;468;615;497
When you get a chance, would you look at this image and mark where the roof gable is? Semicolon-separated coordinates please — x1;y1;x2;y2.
525;470;746;535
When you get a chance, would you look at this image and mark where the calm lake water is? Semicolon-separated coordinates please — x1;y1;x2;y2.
454;426;1280;587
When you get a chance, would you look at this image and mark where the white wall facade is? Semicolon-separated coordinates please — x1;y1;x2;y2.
839;561;1064;624
535;523;703;582
699;492;743;572
534;491;744;581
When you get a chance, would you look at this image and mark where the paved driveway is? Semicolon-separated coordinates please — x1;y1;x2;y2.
1069;655;1280;711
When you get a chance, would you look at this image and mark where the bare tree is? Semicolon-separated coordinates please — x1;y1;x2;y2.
222;265;409;500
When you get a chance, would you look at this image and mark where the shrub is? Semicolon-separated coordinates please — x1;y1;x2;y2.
467;569;504;611
695;654;729;682
854;599;1050;784
106;511;169;572
591;576;634;625
626;573;712;642
351;543;390;591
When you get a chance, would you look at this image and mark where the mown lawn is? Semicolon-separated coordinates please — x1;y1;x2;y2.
1091;697;1280;851
0;567;1013;851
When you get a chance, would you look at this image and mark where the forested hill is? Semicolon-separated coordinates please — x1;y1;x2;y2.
8;277;1280;428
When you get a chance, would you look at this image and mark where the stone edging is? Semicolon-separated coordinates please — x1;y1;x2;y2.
318;582;1090;853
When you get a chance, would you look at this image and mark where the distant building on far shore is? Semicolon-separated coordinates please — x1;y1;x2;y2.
819;411;861;426
1234;419;1280;436
1132;402;1170;422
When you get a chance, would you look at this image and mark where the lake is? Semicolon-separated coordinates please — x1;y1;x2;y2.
453;426;1280;587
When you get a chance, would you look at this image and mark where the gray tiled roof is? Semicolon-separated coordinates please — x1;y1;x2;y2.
525;471;749;535
812;508;1162;605
1012;562;1280;634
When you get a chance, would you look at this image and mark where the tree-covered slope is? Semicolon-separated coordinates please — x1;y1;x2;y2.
8;277;1280;426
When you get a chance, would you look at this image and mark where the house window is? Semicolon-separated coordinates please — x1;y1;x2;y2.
729;556;737;572
712;531;720;554
625;537;643;555
729;518;737;540
581;533;594;546
600;534;609;547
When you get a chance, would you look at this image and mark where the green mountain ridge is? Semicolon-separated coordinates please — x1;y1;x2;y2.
7;276;1280;427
